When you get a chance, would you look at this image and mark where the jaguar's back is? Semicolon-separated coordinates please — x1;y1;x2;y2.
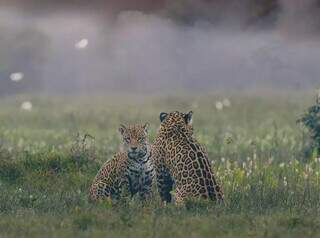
152;111;223;204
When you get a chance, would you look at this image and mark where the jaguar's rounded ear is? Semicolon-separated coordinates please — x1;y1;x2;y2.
119;124;127;135
160;112;168;122
184;111;193;125
143;123;149;133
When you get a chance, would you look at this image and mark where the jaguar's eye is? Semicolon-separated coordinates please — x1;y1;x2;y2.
138;137;145;143
124;137;131;143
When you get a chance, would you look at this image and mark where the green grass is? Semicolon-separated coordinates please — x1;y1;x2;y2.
0;92;320;238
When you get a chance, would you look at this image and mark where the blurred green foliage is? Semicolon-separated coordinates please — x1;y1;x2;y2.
298;93;320;157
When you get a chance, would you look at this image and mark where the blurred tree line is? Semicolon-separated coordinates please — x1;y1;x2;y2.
163;0;279;26
0;0;319;95
2;0;279;22
2;0;320;26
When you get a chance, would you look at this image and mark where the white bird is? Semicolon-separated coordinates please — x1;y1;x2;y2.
10;72;24;82
75;38;89;49
21;101;33;111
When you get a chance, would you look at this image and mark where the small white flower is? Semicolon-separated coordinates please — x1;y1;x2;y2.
253;152;257;161
279;163;285;168
10;72;24;82
75;38;89;49
283;177;288;186
29;195;33;199
246;170;252;177
215;101;223;110
18;188;22;192
305;165;313;173
221;157;225;163
21;101;33;111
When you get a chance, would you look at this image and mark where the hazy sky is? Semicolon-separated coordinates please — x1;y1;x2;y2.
0;1;319;94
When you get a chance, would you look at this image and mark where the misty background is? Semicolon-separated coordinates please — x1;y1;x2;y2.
0;0;320;95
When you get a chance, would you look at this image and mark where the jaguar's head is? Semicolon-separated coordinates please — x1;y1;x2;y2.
119;123;149;159
158;111;193;136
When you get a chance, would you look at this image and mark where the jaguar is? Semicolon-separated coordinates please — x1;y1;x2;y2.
89;123;154;202
152;111;223;204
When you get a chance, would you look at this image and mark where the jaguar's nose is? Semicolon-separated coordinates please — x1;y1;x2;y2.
131;147;138;151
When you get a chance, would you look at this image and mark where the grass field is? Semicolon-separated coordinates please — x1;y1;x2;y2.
0;92;320;238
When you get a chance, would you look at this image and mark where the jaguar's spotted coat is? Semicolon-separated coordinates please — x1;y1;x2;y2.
152;111;223;204
89;124;154;202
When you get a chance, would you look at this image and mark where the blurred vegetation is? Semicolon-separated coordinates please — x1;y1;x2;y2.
0;92;320;237
163;0;279;25
4;0;282;25
298;92;320;157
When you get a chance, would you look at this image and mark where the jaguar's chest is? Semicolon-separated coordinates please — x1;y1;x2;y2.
125;159;153;194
